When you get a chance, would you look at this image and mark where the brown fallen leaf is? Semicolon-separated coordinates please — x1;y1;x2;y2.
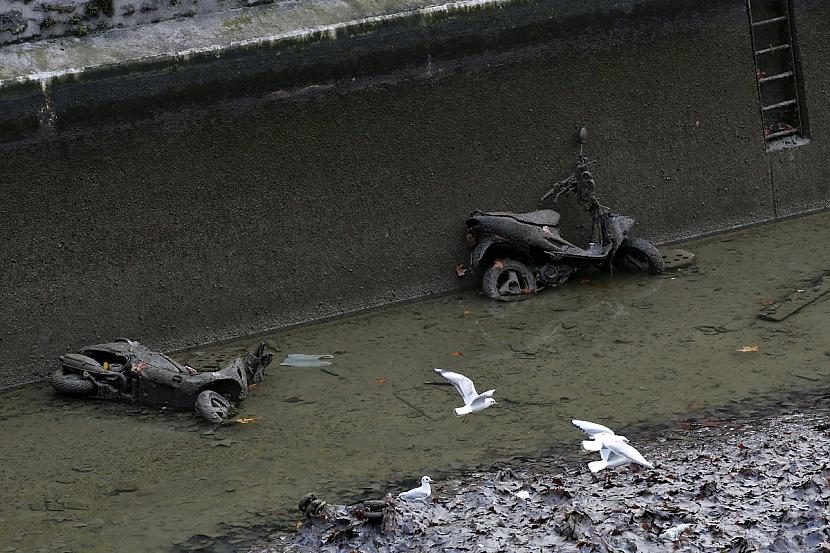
375;377;388;385
455;263;467;277
463;308;473;316
737;345;759;352
451;351;463;357
759;298;775;306
248;383;258;390
493;259;505;269
235;417;260;424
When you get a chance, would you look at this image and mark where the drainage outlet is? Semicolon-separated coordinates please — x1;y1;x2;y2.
660;248;696;269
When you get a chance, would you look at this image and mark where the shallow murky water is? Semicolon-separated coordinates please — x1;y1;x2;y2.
2;211;829;553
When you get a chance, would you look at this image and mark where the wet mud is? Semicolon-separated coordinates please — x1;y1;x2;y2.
1;211;829;552
251;392;830;552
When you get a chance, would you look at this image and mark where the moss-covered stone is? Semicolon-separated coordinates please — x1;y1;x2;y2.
84;0;114;17
0;10;27;34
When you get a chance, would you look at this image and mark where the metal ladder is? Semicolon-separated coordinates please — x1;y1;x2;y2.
747;0;805;142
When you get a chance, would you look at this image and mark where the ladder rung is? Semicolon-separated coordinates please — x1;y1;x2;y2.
756;44;791;55
759;71;794;83
752;15;787;27
762;99;798;111
766;128;800;140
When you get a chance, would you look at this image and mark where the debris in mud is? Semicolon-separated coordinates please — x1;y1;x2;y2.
49;340;273;424
280;354;334;368
736;345;759;353
660;248;696;270
760;270;830;321
465;131;664;302
249;404;830;553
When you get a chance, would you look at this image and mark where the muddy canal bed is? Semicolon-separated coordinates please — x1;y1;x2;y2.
1;211;830;553
252;394;830;553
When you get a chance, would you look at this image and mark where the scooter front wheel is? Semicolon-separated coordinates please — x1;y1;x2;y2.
482;259;538;301
614;238;665;274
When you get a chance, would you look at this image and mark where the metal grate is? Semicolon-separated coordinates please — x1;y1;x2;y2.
747;0;809;148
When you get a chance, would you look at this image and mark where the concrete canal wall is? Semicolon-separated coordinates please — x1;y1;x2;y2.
1;0;828;388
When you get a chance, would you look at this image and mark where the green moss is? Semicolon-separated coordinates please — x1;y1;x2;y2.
222;13;254;32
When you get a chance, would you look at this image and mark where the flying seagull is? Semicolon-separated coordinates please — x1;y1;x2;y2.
571;419;654;472
433;368;496;416
398;476;433;501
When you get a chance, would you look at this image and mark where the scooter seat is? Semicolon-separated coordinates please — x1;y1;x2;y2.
477;209;560;227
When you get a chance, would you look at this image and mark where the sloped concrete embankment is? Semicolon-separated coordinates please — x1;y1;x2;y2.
1;0;829;388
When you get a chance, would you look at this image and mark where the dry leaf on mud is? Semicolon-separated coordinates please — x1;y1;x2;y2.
451;351;463;357
759;298;775;306
463;309;473;316
235;417;260;424
455;264;467;277
375;378;388;385
737;345;759;352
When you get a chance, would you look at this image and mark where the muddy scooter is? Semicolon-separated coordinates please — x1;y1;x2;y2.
465;128;664;301
51;339;273;424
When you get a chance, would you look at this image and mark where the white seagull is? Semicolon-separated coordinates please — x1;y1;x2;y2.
571;419;654;473
433;368;496;416
398;476;433;501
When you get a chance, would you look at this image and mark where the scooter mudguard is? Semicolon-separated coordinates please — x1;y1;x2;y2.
470;237;500;267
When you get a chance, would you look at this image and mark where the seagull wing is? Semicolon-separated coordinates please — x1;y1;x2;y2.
604;440;653;468
581;440;604;452
469;391;495;410
572;420;616;436
398;488;425;500
433;368;479;404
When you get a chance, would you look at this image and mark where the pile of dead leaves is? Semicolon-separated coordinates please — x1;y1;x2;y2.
249;404;830;553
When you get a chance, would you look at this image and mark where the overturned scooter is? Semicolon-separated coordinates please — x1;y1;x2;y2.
466;128;664;301
51;339;273;424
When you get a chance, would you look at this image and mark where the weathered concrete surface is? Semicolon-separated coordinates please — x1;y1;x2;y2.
0;0;828;388
0;0;311;45
769;0;830;217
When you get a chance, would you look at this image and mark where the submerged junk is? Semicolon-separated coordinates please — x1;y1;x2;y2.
280;354;334;368
50;339;273;424
465;128;664;301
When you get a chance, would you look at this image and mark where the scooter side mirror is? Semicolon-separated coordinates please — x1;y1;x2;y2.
578;127;588;144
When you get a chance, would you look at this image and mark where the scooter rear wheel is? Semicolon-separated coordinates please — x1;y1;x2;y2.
51;370;97;396
195;390;233;424
482;259;538;301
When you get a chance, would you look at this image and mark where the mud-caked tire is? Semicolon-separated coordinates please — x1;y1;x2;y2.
482;259;538;301
195;390;232;424
614;238;665;274
51;370;97;397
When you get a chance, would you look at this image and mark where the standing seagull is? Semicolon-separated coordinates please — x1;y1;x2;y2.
571;419;654;472
433;368;496;416
398;476;433;501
